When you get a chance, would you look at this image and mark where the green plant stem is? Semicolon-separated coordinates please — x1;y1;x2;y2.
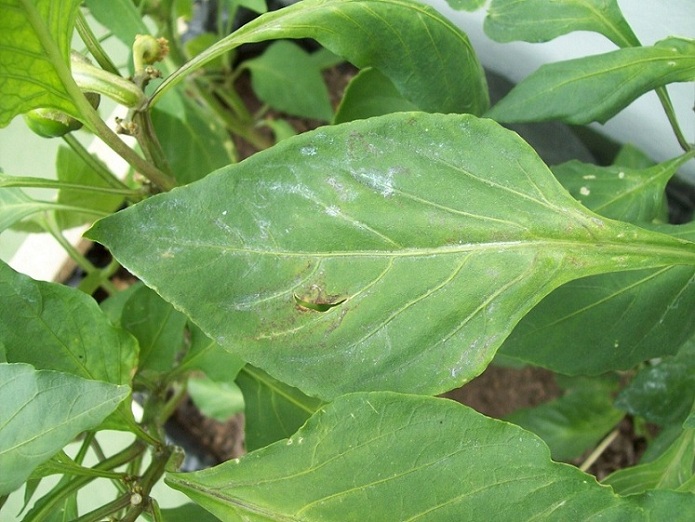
579;428;620;472
157;381;188;425
148;497;164;522
201;86;272;150
656;87;692;152
62;133;134;191
23;0;175;191
120;447;174;522
72;493;132;522
74;432;96;464
24;441;147;522
74;9;120;75
132;110;174;179
0;175;143;198
43;216;120;296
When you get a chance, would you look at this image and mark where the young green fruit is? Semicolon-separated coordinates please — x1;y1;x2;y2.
23;91;101;139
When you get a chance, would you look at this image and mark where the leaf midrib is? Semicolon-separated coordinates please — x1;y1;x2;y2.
159;237;695;264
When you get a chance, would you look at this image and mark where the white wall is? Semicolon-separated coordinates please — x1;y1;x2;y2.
423;0;695;179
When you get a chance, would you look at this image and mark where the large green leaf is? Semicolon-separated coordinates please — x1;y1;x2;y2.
167;392;695;520
603;428;695;495
0;363;128;495
500;224;695;375
237;366;322;452
484;0;639;47
0;261;137;385
152;0;489;115
0;0;81;126
486;37;695;125
87;112;695;399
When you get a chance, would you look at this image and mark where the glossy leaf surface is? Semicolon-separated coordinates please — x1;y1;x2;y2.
0;363;128;495
484;0;638;46
486;37;695;125
500;256;695;374
0;261;137;385
237;366;322;452
153;0;489;115
87;113;695;399
0;0;81;126
167;392;695;520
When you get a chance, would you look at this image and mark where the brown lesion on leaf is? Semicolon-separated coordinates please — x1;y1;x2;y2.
294;284;346;312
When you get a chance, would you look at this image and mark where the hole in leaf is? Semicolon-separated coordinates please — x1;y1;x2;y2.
294;294;346;312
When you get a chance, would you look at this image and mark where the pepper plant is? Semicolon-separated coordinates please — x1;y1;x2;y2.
1;0;694;520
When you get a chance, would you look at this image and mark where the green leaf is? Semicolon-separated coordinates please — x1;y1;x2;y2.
0;0;82;126
166;392;695;520
161;503;219;522
500;241;695;374
83;0;148;47
613;144;656;169
552;156;685;223
505;377;623;461
176;322;246;382
486;37;695;125
334;67;419;124
188;375;245;422
153;0;489;116
160;503;222;522
151;99;236;185
237;366;322;452
121;285;187;376
0;187;56;232
445;0;486;12
87;113;695;400
603;428;695;495
54;146;124;228
243;40;333;121
484;0;639;47
614;340;695;426
0;261;137;385
0;363;128;495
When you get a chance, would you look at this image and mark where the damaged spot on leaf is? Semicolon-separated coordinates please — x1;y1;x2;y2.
294;286;347;312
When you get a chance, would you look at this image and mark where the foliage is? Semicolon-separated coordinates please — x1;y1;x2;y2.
0;0;693;520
